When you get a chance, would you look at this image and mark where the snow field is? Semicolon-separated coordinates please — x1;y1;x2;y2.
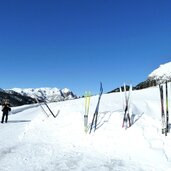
0;86;171;170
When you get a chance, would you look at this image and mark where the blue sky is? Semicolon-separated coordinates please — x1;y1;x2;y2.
0;0;171;96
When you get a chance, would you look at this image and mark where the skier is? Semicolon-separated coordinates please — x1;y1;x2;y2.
1;100;11;123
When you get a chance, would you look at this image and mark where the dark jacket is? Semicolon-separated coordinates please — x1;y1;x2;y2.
2;105;11;114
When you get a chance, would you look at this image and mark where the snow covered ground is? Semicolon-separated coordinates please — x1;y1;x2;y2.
0;85;171;171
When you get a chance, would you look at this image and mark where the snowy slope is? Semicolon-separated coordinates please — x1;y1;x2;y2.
11;87;77;102
149;61;171;82
0;85;171;171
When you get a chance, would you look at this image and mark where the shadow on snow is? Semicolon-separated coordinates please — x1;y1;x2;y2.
7;120;31;123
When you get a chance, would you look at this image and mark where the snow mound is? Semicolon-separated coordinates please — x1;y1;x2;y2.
149;62;171;82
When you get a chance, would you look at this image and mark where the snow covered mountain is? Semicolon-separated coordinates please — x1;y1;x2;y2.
149;61;171;83
11;87;77;102
109;61;171;92
134;61;171;90
0;89;35;106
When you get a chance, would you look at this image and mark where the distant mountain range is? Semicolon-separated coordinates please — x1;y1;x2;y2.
11;87;77;102
0;87;77;106
0;89;35;107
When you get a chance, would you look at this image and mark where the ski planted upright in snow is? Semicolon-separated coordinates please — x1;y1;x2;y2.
84;91;91;133
159;84;166;134
89;82;103;134
165;81;169;135
122;84;132;129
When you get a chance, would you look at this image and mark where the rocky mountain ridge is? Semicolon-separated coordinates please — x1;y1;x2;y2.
0;87;77;106
11;87;77;102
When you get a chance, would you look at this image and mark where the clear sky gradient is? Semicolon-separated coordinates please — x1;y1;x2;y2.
0;0;171;96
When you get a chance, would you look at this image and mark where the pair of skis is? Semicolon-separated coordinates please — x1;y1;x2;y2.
159;82;169;136
121;84;132;129
84;91;91;133
35;94;60;118
89;82;103;134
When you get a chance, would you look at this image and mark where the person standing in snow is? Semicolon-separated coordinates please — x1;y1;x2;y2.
1;100;11;123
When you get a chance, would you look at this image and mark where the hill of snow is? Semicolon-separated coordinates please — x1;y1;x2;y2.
149;61;171;83
0;85;171;171
11;87;77;102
